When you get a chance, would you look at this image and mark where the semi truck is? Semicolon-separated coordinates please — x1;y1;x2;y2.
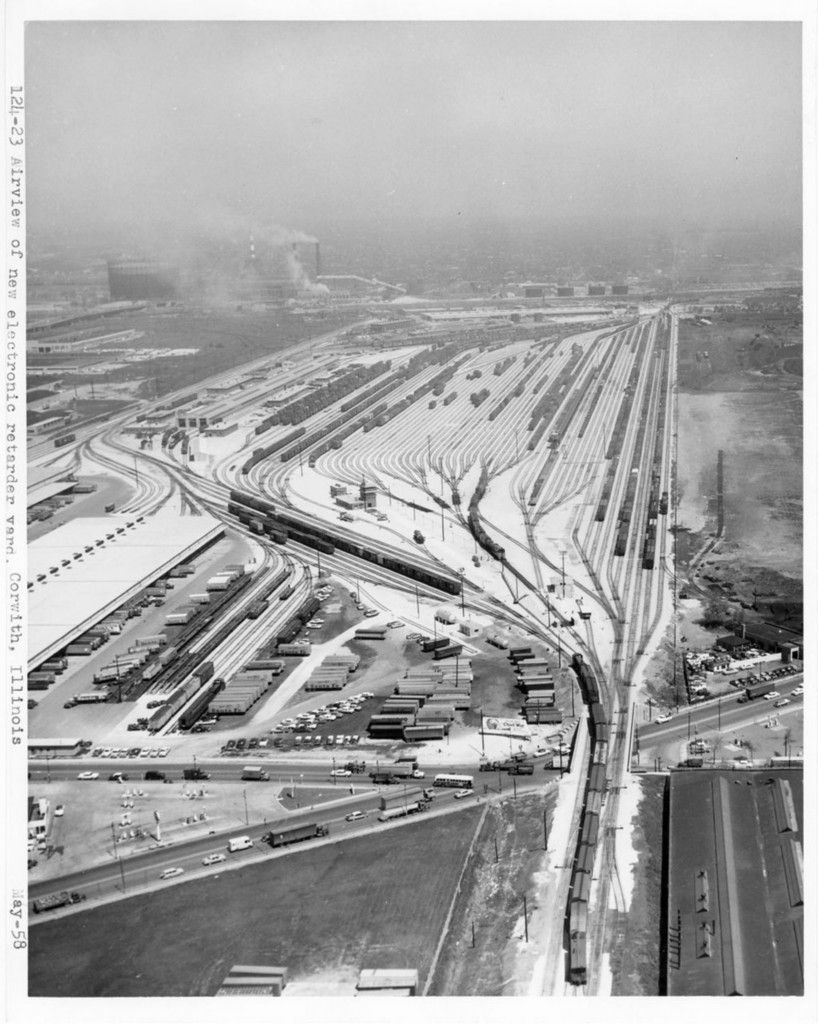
744;680;777;700
263;822;329;848
32;890;86;914
377;801;428;822
241;765;270;782
183;767;210;780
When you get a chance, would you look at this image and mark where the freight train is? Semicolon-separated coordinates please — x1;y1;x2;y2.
227;489;461;595
567;652;610;986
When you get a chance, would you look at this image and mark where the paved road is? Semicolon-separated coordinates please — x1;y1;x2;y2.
29;780;545;914
637;675;803;743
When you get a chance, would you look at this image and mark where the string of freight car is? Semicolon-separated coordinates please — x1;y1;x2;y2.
112;564;289;705
612;352;661;558
526;340;614;506
111;572;254;703
594;330;651;521
566;652;611;987
143;567;292;730
267;361;392;428
364;355;472;430
227;489;462;595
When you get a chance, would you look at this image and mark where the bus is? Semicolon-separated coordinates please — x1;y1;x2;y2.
433;773;474;789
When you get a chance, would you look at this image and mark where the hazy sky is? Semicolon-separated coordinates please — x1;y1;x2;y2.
26;20;802;245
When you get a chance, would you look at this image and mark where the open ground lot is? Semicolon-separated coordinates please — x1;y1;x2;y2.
27;776;327;881
29;806;482;997
429;791;557;995
675;313;802;607
608;776;666;995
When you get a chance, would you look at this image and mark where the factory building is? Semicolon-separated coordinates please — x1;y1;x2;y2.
27;511;223;670
521;282;551;299
108;260;180;301
27;328;142;355
556;286;575;297
611;284;629;296
25;301;144;338
587;285;606;296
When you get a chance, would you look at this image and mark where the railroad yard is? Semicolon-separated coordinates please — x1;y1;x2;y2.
24;296;803;999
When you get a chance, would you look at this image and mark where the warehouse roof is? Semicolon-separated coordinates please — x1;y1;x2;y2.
667;768;803;996
28;512;223;669
27;478;76;508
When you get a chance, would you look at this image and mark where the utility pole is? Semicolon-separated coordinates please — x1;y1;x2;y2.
480;708;485;754
415;585;420;616
460;574;465;616
494;835;499;863
111;822;126;893
560;550;566;599
243;788;249;826
522;894;529;943
543;808;548;849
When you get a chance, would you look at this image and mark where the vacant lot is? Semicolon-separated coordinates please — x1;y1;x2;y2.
608;776;666;995
677;313;802;392
429;791;557;995
675;311;802;613
30;806;482;997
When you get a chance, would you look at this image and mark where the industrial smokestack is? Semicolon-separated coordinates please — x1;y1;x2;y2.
315;242;321;279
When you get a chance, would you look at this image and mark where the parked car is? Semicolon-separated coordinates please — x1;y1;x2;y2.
77;772;99;780
54;805;65;817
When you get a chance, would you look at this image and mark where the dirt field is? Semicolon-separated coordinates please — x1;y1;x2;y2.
675;311;802;616
428;791;557;995
608;776;666;995
29;806;483;997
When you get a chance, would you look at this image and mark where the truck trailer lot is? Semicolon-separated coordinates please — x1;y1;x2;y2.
29;806;482;997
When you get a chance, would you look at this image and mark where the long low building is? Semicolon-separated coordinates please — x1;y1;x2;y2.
27;465;77;509
666;768;803;996
27;511;223;670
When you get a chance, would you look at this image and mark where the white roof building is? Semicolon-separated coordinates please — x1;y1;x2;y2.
28;511;223;669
